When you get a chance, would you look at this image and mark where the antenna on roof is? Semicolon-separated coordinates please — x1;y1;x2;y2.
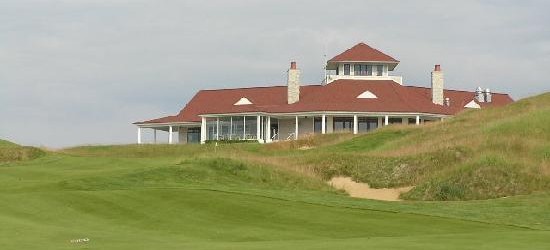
323;42;328;84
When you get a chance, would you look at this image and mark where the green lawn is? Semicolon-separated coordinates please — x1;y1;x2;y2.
1;152;550;249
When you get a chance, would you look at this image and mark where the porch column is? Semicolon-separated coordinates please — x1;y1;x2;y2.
216;118;220;140
256;115;261;142
353;115;358;134
153;129;157;144
230;117;233;140
168;126;173;144
384;115;389;126
321;114;326;134
200;117;206;144
243;116;246;140
266;116;271;142
415;115;420;125
137;127;142;144
295;116;299;140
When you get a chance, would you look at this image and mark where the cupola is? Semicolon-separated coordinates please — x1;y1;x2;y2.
324;42;402;84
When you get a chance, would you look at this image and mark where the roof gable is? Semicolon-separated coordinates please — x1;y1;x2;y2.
357;90;378;99
328;42;399;63
234;97;253;105
464;100;481;109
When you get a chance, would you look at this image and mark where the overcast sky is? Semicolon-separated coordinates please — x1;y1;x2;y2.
1;0;549;148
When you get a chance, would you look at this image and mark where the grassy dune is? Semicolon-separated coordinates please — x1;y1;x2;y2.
281;92;550;200
0;139;44;163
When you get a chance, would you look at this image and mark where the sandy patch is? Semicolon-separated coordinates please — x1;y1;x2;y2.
328;176;413;201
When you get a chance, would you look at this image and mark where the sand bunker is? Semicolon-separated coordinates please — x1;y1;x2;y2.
329;176;413;201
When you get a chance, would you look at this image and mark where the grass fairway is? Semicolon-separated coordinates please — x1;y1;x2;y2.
1;153;549;249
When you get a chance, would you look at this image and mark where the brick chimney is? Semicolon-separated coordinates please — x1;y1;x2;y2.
431;64;444;105
287;61;300;104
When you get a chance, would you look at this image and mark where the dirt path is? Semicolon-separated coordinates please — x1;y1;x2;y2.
328;176;413;201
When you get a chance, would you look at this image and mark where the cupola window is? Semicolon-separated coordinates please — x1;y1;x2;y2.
376;65;384;76
354;64;373;76
343;64;351;75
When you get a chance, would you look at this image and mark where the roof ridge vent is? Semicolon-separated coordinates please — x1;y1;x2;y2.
357;90;377;99
234;97;253;105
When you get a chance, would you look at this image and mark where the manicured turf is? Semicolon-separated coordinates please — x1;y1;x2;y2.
1;153;550;249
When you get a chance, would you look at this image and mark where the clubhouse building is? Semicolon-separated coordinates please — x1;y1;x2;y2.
134;42;513;144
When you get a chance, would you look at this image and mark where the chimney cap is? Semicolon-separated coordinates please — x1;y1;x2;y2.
290;61;297;69
434;64;441;71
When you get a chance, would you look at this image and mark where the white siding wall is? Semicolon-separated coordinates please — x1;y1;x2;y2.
327;116;334;133
278;119;295;140
299;117;314;138
277;117;315;140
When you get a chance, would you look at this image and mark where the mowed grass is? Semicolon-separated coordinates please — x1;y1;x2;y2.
0;150;550;249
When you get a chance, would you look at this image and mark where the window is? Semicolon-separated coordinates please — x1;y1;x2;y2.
388;118;402;125
219;117;231;140
353;65;373;76
206;119;217;140
408;118;416;124
231;117;244;140
358;117;378;132
333;117;353;132
355;64;368;76
269;118;279;140
314;117;326;133
344;64;350;75
376;65;384;76
244;116;257;140
187;127;200;144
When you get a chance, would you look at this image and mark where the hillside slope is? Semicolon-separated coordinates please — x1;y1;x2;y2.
0;139;44;163
297;92;550;200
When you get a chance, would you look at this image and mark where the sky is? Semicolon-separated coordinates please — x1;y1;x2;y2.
1;0;549;148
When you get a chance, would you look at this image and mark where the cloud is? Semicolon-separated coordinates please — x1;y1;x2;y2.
1;0;549;147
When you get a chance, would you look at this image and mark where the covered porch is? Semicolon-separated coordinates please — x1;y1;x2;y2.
136;113;445;144
197;113;445;144
136;122;201;145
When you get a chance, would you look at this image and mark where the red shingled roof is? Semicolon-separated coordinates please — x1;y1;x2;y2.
328;43;399;63
135;80;513;125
